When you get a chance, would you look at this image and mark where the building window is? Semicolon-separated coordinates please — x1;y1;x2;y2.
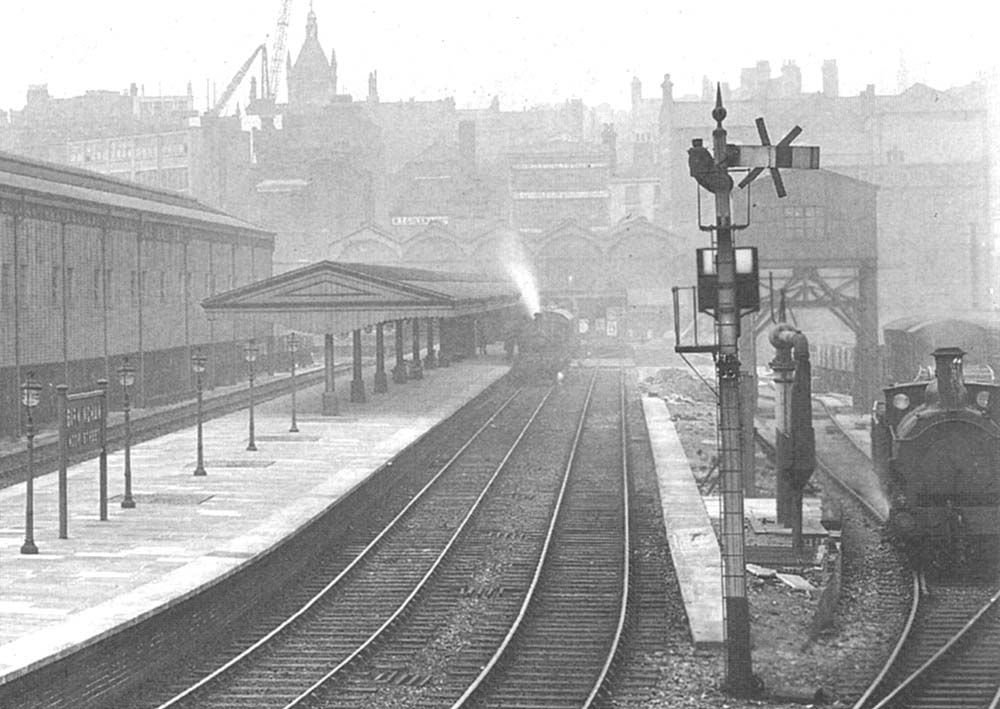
783;205;825;240
65;268;73;307
93;268;101;304
130;271;137;301
160;271;166;300
51;266;60;306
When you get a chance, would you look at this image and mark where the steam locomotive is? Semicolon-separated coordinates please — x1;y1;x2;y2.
509;308;576;383
871;347;1000;566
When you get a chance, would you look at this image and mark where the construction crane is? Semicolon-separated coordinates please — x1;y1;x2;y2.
207;0;293;116
208;43;268;117
266;0;294;100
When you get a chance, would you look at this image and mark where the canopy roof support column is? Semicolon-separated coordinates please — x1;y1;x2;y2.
424;318;437;369
437;317;450;367
351;329;366;403
322;333;338;415
411;319;423;380
374;323;388;393
393;319;407;384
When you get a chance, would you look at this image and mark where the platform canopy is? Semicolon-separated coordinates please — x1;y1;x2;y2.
202;260;522;333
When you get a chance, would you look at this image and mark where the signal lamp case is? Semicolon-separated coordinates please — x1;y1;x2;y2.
696;246;760;318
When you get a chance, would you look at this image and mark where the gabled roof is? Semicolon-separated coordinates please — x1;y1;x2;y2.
202;260;520;334
609;215;676;240
404;221;460;245
339;222;397;244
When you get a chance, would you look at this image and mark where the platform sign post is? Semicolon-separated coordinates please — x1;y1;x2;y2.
57;381;110;536
686;88;819;696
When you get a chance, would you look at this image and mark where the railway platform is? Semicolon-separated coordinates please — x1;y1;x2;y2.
0;356;509;686
641;392;725;649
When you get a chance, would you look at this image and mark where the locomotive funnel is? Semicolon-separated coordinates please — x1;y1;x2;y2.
929;347;967;409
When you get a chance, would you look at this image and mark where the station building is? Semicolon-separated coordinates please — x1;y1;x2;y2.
621;62;998;322
0;151;273;439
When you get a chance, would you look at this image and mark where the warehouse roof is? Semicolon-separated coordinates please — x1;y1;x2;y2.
202;260;522;333
0;151;271;237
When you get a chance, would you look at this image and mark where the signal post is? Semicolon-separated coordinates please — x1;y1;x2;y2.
684;87;819;695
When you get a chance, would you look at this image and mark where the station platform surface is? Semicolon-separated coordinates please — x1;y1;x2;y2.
640;393;724;650
0;357;509;684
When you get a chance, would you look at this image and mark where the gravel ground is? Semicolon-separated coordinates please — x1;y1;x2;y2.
620;365;911;709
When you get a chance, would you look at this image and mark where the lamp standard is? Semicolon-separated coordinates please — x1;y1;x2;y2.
288;333;299;433
20;373;41;555
191;350;208;476
244;339;258;451
118;358;136;509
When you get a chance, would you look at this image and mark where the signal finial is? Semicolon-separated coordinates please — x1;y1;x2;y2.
712;83;726;125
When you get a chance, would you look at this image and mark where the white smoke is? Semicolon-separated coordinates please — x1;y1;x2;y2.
499;233;541;315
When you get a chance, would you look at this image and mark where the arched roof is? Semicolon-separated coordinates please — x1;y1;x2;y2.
537;219;602;255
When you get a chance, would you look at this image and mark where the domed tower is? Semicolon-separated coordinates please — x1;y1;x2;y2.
288;3;335;111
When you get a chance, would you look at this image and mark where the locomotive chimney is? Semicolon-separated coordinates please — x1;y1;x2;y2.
930;347;967;409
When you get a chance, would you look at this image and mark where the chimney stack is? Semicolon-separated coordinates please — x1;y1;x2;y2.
822;59;839;97
931;347;967;409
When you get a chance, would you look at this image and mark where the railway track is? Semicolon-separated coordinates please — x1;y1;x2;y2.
758;395;912;702
857;577;1000;709
135;366;630;708
787;395;1000;709
0;366;328;490
452;366;629;708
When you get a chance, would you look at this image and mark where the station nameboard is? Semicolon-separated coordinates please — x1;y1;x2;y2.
57;383;109;537
391;216;449;226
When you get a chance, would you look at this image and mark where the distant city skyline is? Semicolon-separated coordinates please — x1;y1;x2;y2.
3;0;996;114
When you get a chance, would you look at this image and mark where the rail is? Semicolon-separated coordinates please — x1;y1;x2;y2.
583;367;631;707
0;365;330;489
154;383;550;707
867;583;1000;708
850;571;923;709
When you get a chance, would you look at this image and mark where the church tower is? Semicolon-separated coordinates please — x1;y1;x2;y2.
288;3;336;111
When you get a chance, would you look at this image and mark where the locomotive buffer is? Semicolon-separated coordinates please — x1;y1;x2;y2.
685;87;819;696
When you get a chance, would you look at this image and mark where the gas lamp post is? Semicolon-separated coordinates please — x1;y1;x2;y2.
244;339;258;452
20;373;42;555
192;350;208;476
118;358;136;509
288;333;299;433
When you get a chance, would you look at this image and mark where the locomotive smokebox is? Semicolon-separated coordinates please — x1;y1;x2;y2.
928;347;968;410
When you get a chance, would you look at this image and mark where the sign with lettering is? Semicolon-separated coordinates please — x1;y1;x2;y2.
66;398;105;451
57;384;109;537
390;215;449;226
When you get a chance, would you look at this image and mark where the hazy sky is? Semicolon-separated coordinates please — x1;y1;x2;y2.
2;1;995;113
